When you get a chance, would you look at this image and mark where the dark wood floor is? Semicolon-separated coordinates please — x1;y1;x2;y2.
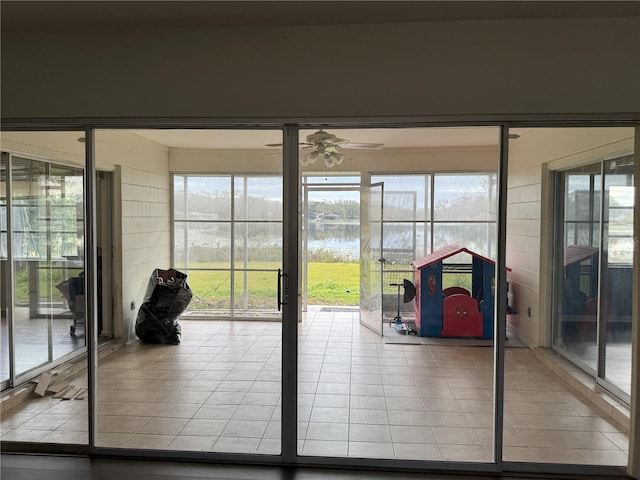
0;454;631;480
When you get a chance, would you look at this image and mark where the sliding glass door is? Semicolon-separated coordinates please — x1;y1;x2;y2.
554;154;634;400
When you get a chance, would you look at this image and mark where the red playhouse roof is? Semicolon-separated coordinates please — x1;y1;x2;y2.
564;245;598;267
412;244;511;271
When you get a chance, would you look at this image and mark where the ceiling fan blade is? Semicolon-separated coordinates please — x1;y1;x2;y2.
265;142;315;148
343;142;384;150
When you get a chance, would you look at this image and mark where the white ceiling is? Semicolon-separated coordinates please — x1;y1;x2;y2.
131;127;524;150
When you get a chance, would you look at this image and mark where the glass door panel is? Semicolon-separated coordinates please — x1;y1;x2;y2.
553;164;601;370
505;127;633;466
601;156;634;397
10;157;86;377
1;153;9;385
360;183;383;335
298;126;499;464
96;129;283;455
1;131;87;445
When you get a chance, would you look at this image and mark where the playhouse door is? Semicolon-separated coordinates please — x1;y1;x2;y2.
359;182;384;334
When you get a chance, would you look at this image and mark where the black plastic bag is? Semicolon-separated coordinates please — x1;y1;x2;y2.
135;268;192;345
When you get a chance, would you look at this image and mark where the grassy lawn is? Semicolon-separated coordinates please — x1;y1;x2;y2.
186;262;360;308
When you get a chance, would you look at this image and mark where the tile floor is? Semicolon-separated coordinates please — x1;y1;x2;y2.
0;307;630;466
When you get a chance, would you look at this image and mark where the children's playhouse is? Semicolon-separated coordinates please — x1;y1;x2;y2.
412;245;511;339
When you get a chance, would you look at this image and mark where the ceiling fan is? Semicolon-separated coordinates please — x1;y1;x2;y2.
266;130;383;168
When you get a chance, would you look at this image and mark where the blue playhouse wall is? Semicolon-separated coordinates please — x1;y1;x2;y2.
417;256;495;339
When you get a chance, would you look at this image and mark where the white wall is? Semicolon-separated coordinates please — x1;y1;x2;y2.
2;17;639;120
506;127;635;348
95;131;171;341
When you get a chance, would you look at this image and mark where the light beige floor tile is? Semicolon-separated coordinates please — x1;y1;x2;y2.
419;387;456;400
503;401;543;415
56;416;87;431
1;429;50;442
387;409;428;426
125;433;175;449
180;418;228;436
302;439;348;456
390;425;435;444
242;393;280;406
249;381;282;393
263;421;282;439
349;408;389;425
414;377;448;388
19;413;74;430
181;381;221;392
516;428;570;448
603;431;630;450
432;426;481;445
348;441;394;458
232;405;275;421
383;385;419;397
348;423;391;442
167;434;216;451
310;407;349;423
215;380;253;392
298;393;315;407
257;438;281;455
205;391;245;404
313;394;350;408
427;412;470;427
439;444;490;462
450;387;491;401
381;374;415;386
318;372;350;384
560;430;619;449
545;415;595;431
193;404;237;420
306;422;349;441
350;384;384;396
503;446;540;462
155;403;201;418
504;414;553;429
350;374;382;385
422;397;462;412
316;382;350;395
0;412;36;429
213;436;260;453
220;419;268;438
464;412;492;428
41;430;88;444
225;371;259;382
97;415;151;434
117;402;166;416
350;364;381;375
393;442;442;460
138;417;190;435
96;432;134;447
44;401;88;415
531;447;587;464
578;448;628;466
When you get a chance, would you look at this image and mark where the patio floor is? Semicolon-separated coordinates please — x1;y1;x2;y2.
0;307;630;466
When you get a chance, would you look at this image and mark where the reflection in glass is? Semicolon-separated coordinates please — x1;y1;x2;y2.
11;157;85;376
434;174;496;221
602;158;634;396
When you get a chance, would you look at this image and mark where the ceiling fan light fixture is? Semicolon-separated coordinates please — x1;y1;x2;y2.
300;150;318;167
325;150;344;168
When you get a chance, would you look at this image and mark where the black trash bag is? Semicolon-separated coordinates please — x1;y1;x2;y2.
135;268;192;345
